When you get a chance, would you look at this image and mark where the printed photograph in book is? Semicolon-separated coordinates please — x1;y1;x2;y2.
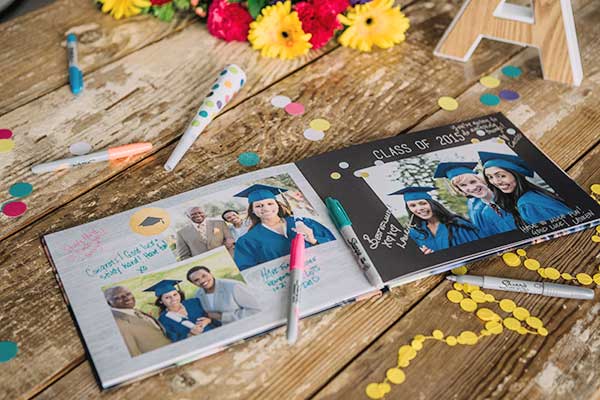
102;247;261;357
360;138;574;255
159;173;336;271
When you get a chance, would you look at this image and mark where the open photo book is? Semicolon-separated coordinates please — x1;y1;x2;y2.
43;113;600;389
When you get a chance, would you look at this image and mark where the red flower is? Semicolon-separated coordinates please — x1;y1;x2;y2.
295;0;348;49
150;0;171;5
207;0;253;42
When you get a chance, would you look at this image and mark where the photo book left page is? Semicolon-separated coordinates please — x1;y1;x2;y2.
43;164;374;390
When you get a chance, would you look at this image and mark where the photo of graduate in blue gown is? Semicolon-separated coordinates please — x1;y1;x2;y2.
144;279;218;343
389;186;480;254
233;184;336;271
434;162;516;237
478;152;573;226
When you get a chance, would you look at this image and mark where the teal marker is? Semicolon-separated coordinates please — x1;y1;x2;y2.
66;33;83;95
326;197;384;288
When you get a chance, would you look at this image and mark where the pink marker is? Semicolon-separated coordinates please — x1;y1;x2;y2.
286;233;305;344
31;142;153;174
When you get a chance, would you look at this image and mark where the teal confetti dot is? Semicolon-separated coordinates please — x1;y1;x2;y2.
205;100;215;107
229;66;238;74
501;65;522;78
480;93;500;106
0;341;18;363
191;120;200;126
199;110;209;118
212;84;219;90
220;70;227;76
238;152;260;167
9;182;33;198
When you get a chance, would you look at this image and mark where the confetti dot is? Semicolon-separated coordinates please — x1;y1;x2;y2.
0;341;18;363
447;290;463;303
229;66;238;74
208;91;214;97
562;272;574;280
386;368;406;384
503;317;521;331
517;326;528;335
224;80;232;88
485;321;503;334
225;95;230;103
410;339;423;350
512;307;530;321
594;273;600;285
476;129;486;136
506;128;516;135
220;69;227;76
366;383;384;399
270;95;291;108
205;100;215;107
499;90;520;101
596;226;600;233
480;93;500;106
284;102;305;116
499;299;516;313
303;128;325;141
0;139;15;152
526;316;543;329
470;290;487;303
330;172;341;180
545;267;560;280
453;283;463;291
438;96;458;111
576;273;593;285
591;184;600;194
516;249;527;256
199;110;209;118
310;119;331;131
538;268;547;278
69;141;92;156
477;308;499;321
238;152;260;167
457;331;478;345
452;266;468;275
537;327;548;336
592;235;600;243
470;138;480;144
2;201;27;217
191;120;200;127
398;345;416;361
432;330;444;339
339;162;349;169
502;252;521;267
212;84;219;90
414;334;425;341
460;298;477;312
484;294;495;302
0;129;13;139
217;100;223;109
374;160;384;166
379;383;391;394
480;76;500;88
9;182;33;198
523;258;540;271
446;336;457;346
502;65;522;78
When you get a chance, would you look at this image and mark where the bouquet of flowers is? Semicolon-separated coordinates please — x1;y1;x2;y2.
97;0;410;60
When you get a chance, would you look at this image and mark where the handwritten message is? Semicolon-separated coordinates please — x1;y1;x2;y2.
520;207;597;237
362;210;409;250
259;256;320;293
84;238;170;280
62;227;108;263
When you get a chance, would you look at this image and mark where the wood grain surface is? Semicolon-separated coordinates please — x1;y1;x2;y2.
0;0;598;399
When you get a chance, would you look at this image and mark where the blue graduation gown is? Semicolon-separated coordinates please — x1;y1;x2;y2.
234;216;335;271
518;191;573;225
158;298;216;342
409;220;480;252
467;198;516;237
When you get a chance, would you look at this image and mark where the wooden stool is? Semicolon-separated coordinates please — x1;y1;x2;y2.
434;0;583;86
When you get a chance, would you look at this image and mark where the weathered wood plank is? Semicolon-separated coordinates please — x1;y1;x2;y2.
313;146;600;400
0;0;193;116
0;0;525;398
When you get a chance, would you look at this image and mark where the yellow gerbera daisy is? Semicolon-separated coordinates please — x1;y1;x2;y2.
248;1;312;60
99;0;151;19
338;0;410;52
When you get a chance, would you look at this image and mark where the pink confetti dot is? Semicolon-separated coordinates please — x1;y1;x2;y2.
284;102;305;116
0;129;12;139
2;201;27;217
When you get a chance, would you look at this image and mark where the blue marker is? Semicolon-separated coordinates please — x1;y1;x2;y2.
66;33;83;95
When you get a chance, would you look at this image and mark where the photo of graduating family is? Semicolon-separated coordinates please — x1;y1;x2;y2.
165;173;336;271
102;247;261;357
362;139;573;255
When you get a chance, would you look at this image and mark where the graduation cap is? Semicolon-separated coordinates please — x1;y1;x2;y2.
433;162;478;180
139;216;165;227
388;186;436;202
143;279;182;297
478;152;534;177
234;184;288;204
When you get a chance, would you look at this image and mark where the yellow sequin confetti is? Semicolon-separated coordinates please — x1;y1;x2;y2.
453;283;463;291
470;138;480;144
414;335;425;341
562;272;573;280
526;316;543;329
485;320;503;334
576;273;593;285
517;326;528;335
411;340;423;350
379;383;391;394
460;298;478;312
386;368;406;384
592;235;600;243
432;330;444;340
398;345;416;361
452;266;468;275
0;139;15;153
596;226;600;233
446;336;457;346
524;258;540;271
438;96;458;111
330;172;341;180
366;383;384;399
516;249;527;256
310;118;331;131
499;299;516;312
593;273;600;285
480;75;501;88
512;307;530;321
503;317;521;331
538;327;549;336
457;331;478;345
447;290;464;303
591;184;600;194
476;308;500;321
502;252;521;267
545;268;560;280
538;268;547;278
470;290;487;303
484;294;496;302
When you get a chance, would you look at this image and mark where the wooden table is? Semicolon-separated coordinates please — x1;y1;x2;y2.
1;0;599;399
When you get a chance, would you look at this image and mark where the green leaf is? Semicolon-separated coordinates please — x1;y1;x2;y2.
247;0;266;19
173;0;189;10
152;2;176;21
